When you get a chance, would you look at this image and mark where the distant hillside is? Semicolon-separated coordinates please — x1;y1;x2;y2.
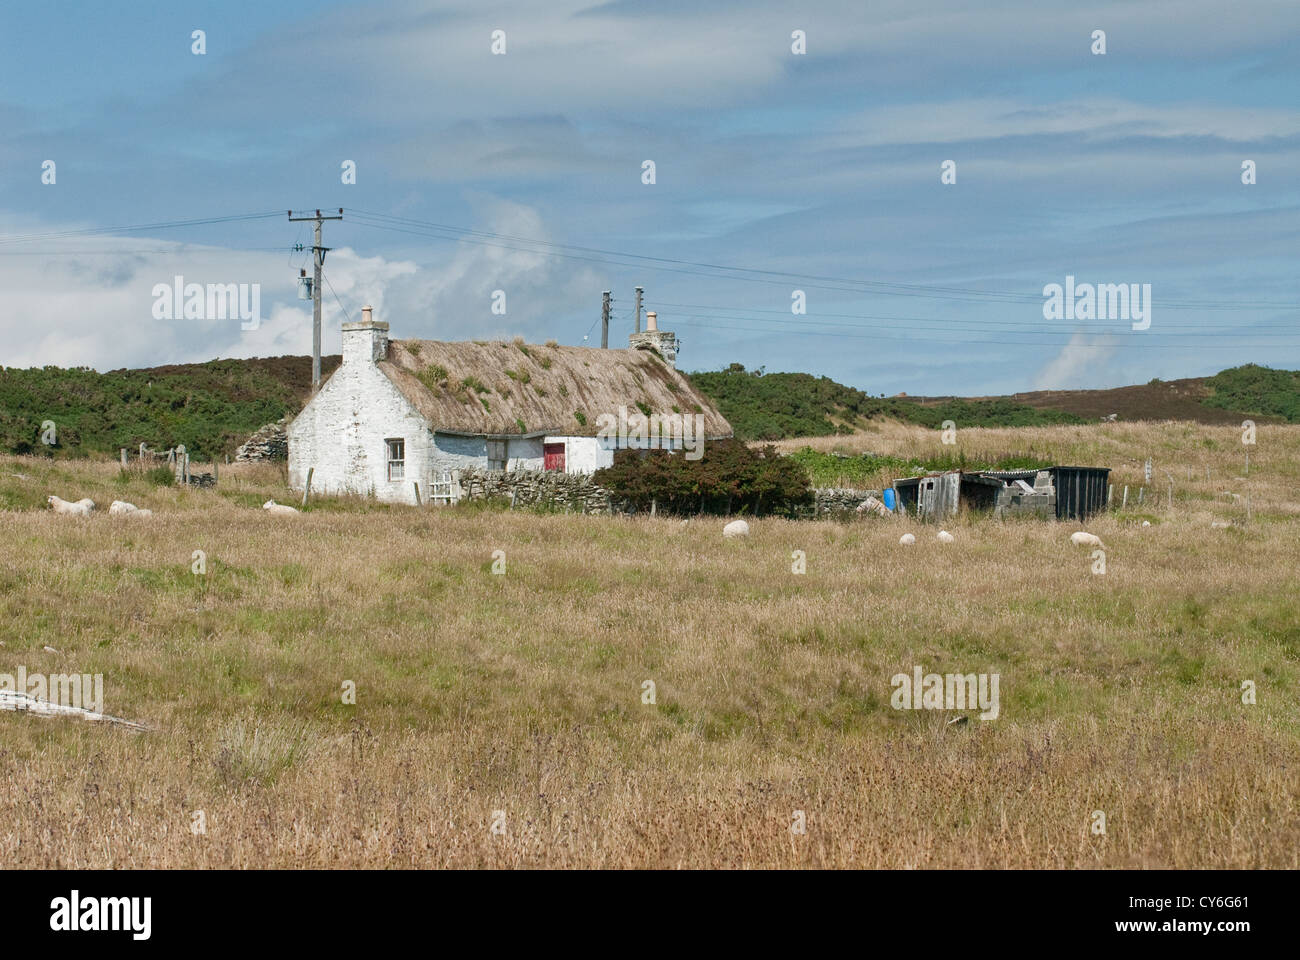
0;355;339;459
688;363;1300;441
2;354;1295;457
687;364;1082;440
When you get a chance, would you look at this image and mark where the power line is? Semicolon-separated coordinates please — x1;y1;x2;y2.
346;208;1295;312
321;271;353;325
649;300;1300;331
675;315;1300;350
0;211;283;247
656;308;1300;338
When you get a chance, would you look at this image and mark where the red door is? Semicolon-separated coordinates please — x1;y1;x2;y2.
543;442;565;472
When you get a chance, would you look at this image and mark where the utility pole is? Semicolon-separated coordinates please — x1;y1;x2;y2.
634;286;643;333
288;208;343;392
601;290;611;348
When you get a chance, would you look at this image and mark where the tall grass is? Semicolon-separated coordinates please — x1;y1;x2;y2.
0;421;1297;867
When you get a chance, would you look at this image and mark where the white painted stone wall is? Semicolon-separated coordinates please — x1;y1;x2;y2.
546;435;615;474
288;325;433;505
428;434;543;475
545;434;696;475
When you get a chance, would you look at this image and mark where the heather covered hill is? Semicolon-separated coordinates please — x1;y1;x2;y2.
1;353;1296;456
0;355;339;459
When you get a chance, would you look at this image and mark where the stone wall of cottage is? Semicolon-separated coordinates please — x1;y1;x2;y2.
287;355;432;505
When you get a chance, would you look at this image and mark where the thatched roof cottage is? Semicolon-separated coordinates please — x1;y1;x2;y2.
286;307;732;504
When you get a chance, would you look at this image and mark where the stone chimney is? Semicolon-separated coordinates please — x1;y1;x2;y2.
628;310;678;368
342;305;389;365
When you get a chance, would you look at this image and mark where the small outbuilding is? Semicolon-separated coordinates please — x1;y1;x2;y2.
891;466;1110;522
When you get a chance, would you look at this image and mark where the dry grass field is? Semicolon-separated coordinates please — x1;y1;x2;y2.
1;419;1297;868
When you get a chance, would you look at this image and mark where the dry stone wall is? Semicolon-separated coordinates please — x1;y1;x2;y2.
812;487;883;516
455;467;612;513
235;418;289;462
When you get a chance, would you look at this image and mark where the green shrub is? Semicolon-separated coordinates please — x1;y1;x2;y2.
593;439;811;516
1202;364;1300;422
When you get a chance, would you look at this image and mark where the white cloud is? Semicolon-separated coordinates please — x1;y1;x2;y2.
0;199;601;370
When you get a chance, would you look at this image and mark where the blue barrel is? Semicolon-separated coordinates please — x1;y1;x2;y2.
882;488;896;511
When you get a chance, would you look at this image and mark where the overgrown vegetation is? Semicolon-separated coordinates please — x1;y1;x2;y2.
789;448;1054;488
593;438;812;515
0;357;335;459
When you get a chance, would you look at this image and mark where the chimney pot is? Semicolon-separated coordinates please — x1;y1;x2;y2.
362;304;373;324
646;311;658;331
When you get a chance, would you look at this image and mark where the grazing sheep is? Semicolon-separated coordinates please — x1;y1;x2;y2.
898;533;916;545
722;519;750;538
75;498;95;510
1069;531;1103;547
109;500;138;515
936;530;955;543
263;499;300;517
1141;520;1151;527
47;495;92;517
134;508;153;518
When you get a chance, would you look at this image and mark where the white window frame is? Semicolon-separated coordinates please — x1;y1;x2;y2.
385;438;405;481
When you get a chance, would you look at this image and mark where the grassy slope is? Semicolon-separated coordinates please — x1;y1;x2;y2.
1;418;1297;867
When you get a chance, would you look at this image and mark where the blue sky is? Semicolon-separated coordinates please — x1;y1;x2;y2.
1;0;1296;395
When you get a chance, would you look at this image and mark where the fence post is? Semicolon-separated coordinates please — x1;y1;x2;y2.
1137;487;1144;506
1122;485;1128;509
213;460;218;486
120;448;128;469
412;481;420;506
301;467;314;509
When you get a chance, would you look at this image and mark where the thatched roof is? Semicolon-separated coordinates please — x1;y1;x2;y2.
378;338;732;439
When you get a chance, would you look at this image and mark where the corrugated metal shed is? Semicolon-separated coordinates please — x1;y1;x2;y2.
1050;466;1110;521
891;465;1110;521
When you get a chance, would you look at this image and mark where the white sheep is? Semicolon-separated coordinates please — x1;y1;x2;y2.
1069;531;1103;547
937;530;955;543
722;519;750;538
898;533;916;545
47;495;92;517
75;498;95;510
109;500;138;515
263;499;300;517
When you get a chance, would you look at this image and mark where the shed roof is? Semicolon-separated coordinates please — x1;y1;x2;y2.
377;339;732;439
